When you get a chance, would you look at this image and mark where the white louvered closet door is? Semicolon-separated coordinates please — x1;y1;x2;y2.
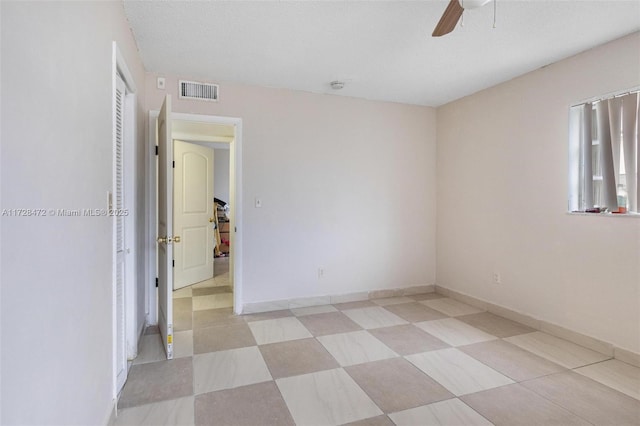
114;73;127;392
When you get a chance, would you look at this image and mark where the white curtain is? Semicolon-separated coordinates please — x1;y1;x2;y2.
596;100;618;210
621;93;639;212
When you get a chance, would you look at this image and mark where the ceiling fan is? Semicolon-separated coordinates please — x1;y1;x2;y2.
432;0;493;37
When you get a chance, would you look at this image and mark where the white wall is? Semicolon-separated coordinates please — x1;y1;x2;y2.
437;33;640;353
1;2;146;424
147;76;437;304
214;148;231;204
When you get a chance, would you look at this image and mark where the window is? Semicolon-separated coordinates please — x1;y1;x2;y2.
569;90;639;214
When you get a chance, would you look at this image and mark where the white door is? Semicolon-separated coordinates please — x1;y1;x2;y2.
157;95;174;359
173;140;215;290
114;74;128;390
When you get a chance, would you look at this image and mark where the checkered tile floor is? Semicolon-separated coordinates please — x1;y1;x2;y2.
116;284;640;425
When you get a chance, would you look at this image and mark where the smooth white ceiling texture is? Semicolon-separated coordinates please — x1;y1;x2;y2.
124;1;640;107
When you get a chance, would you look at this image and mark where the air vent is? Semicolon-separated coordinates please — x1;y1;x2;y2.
178;80;219;102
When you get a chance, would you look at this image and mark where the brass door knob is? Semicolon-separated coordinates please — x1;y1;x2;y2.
173;236;181;243
157;236;169;244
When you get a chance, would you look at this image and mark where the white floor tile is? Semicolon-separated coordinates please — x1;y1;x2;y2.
193;346;272;394
291;305;337;316
504;332;611;369
317;330;398;366
133;334;166;365
389;398;492;426
342;306;408;329
406;348;514;396
192;293;233;310
248;316;312;345
115;396;194;426
172;330;193;359
415;318;497;347
276;368;382;426
575;359;640;400
420;298;484;317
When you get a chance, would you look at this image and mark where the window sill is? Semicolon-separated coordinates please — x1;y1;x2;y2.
567;211;640;218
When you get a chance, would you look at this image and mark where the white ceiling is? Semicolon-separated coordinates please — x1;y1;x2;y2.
123;1;640;107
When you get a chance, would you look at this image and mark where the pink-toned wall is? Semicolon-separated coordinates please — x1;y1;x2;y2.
146;77;437;304
437;32;640;353
1;2;146;424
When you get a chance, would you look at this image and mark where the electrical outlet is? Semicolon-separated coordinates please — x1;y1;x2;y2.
493;272;502;284
157;77;166;90
318;268;324;279
254;197;262;208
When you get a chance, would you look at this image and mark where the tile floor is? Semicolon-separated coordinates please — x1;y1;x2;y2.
117;285;640;426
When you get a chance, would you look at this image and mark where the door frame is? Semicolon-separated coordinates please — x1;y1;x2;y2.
146;111;244;322
112;42;138;398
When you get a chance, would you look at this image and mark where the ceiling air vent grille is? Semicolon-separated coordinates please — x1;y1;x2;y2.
179;80;219;102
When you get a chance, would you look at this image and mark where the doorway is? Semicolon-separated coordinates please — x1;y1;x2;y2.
146;107;243;359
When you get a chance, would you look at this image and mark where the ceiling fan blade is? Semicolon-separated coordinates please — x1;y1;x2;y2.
432;0;463;37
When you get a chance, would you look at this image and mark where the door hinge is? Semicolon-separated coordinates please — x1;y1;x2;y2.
172;259;175;267
172;160;175;168
155;277;159;287
155;145;158;156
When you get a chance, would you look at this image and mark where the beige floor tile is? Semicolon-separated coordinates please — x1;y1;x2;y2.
192;307;245;329
248;316;312;345
317;330;398;366
333;300;377;310
193;323;256;354
342;306;408;330
291;304;337;316
456;312;534;338
172;286;192;299
345;358;453;413
459;339;565;382
133;334;166;365
118;358;193;409
574;359;640;400
420;298;484;317
368;324;449;356
522;371;640;425
195;382;294;426
504;331;611;369
242;309;293;322
461;383;590;425
173;297;193;331
192;293;233;311
115;396;194;426
342;415;395;426
191;278;216;289
415;318;497;347
372;296;415;306
276;368;383;425
192;286;233;297
173;330;193;359
406;348;514;396
193;346;271;394
383;302;448;323
259;338;339;379
297;311;362;336
389;398;493;426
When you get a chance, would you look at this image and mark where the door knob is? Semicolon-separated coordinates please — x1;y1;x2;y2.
157;236;169;244
173;236;181;243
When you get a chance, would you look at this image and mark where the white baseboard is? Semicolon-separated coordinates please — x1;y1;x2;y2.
242;285;435;314
435;285;639;367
